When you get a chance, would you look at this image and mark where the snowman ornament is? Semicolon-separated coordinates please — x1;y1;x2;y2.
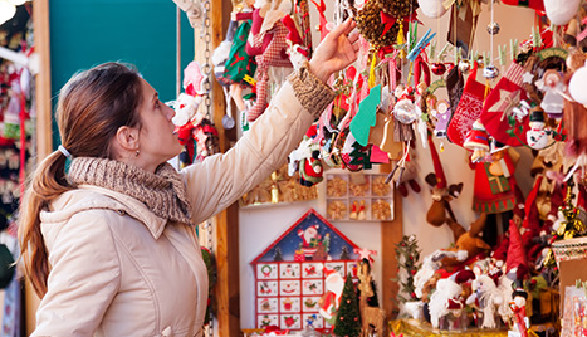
526;108;549;149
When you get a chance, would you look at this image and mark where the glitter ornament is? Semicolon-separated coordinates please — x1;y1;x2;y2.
483;65;500;79
487;22;500;35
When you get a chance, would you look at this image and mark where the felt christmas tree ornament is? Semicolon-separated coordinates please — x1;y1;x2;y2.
543;0;580;26
417;0;447;18
480;63;530;147
447;62;486;147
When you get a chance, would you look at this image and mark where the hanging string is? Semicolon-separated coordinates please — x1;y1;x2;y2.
490;0;494;65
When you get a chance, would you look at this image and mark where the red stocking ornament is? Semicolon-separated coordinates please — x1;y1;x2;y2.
447;62;486;147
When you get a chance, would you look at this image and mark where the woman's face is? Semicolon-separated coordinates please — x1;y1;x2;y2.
137;79;183;164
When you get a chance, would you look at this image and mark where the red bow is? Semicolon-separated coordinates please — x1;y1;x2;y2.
380;12;419;37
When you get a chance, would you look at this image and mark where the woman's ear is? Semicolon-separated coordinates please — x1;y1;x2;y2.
115;126;140;153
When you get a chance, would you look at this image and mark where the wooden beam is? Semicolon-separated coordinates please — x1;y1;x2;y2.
380;163;403;320
207;0;241;336
34;0;53;159
27;0;52;334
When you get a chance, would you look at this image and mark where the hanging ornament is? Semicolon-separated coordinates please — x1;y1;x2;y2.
487;22;500;35
417;0;447;18
430;63;446;75
526;108;549;149
483;65;500;79
543;0;580;26
464;120;490;162
569;65;587;107
355;0;400;48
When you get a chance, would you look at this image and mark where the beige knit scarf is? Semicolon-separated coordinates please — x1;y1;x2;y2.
68;157;192;224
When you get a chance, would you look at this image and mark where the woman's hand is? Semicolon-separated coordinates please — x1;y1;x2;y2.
309;18;359;83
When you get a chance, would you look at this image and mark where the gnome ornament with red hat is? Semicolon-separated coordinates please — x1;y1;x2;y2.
506;220;529;288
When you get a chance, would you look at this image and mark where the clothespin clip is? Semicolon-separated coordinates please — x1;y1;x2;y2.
532;26;541;49
430;41;437;60
407;29;436;62
437;42;451;61
499;44;507;66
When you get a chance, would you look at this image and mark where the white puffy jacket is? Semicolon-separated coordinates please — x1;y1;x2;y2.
32;69;335;337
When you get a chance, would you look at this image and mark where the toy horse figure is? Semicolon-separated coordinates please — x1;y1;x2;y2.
472;274;503;329
357;259;385;337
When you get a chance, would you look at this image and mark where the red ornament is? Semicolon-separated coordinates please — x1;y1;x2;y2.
410;292;416;298
431;63;447;75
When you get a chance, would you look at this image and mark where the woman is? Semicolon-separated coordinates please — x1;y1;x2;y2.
19;19;358;337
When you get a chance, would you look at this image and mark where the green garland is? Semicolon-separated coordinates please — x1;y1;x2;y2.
395;235;421;304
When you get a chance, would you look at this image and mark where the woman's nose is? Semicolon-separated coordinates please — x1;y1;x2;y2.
165;105;176;121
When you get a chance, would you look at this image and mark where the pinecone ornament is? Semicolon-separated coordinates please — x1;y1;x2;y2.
376;0;419;17
356;0;400;48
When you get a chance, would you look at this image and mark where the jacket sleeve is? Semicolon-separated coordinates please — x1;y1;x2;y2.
182;62;336;224
32;210;121;337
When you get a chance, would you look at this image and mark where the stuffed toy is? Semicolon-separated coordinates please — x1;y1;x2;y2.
243;0;293;122
172;0;203;28
543;0;580;25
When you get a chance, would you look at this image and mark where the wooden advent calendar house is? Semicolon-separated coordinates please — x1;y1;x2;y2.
250;209;363;331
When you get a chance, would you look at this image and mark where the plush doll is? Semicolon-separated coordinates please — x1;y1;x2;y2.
509;289;530;337
537;69;565;119
173;0;203;28
244;0;293;122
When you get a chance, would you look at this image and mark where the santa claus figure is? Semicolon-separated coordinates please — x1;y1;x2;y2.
319;269;344;321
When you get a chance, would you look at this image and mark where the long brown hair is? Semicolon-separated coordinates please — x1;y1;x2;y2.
19;62;144;297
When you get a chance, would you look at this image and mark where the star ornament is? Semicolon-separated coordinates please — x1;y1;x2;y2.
488;89;521;117
522;72;534;84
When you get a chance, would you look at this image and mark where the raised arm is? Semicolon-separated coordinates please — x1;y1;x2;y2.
183;19;359;223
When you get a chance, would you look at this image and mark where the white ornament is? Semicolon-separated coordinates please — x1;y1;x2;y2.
569;66;587;106
543;0;580;25
526;122;549;149
417;0;447;18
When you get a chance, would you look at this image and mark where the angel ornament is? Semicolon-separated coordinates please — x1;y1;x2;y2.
537;69;564;119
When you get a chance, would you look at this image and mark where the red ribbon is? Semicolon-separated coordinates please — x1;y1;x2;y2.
18;71;26;198
380;12;419;37
414;52;431;87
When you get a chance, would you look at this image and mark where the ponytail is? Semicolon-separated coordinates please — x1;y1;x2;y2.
19;150;74;298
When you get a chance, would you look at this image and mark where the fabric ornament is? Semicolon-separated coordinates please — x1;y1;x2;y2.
543;0;580;26
246;21;293;122
224;20;257;84
445;65;463;124
464;120;490;162
471;149;519;214
480;63;529;147
447;62;486;147
506;220;528;282
417;0;447;18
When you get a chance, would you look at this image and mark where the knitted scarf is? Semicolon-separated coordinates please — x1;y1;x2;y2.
68;157;192;224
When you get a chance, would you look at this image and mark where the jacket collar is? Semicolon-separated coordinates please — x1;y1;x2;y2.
42;185;168;240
